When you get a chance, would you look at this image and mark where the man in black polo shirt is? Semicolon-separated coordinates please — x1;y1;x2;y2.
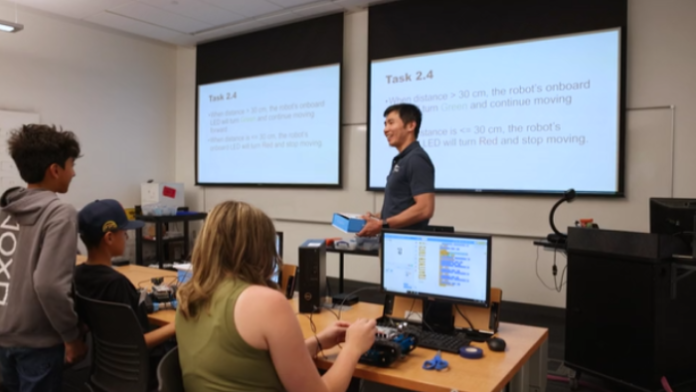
358;104;435;236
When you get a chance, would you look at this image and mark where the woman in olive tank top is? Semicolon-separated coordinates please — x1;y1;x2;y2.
175;201;377;392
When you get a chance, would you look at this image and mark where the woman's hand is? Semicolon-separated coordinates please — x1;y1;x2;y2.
317;321;351;350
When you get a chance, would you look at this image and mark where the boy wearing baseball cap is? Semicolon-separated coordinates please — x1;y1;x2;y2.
74;199;176;351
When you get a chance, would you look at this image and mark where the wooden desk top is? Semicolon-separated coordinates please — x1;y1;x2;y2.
295;302;547;392
114;265;548;392
117;265;177;326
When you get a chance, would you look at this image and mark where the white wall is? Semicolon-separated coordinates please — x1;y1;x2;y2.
0;5;178;258
175;0;696;308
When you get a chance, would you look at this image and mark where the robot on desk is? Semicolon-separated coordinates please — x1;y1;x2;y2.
359;323;419;367
139;277;179;313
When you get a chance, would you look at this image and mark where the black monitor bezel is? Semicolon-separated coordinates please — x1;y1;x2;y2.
649;198;696;235
380;229;492;308
276;231;284;259
271;231;284;284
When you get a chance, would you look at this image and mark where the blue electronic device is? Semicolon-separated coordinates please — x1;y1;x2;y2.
359;325;418;367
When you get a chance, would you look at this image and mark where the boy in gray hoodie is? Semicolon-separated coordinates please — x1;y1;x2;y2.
0;124;87;391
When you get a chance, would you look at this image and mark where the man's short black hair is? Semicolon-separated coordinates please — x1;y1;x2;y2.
7;124;81;184
384;104;423;139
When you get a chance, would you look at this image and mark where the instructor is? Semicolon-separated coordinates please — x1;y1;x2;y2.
358;104;435;237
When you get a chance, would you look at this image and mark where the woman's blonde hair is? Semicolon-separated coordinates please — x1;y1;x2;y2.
177;200;281;320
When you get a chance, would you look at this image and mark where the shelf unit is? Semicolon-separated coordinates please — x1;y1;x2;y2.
135;213;207;269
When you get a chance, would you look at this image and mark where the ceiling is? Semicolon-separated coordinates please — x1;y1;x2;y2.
1;0;389;46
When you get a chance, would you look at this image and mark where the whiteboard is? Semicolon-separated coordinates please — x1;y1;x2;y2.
0;110;40;193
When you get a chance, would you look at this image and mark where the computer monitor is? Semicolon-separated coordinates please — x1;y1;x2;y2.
271;232;283;284
649;198;696;236
380;229;492;308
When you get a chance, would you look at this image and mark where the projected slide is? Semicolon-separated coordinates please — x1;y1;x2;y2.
198;64;341;185
369;29;621;194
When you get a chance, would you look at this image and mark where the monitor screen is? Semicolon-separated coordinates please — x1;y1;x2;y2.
271;232;283;284
368;28;623;195
381;230;491;307
197;64;342;186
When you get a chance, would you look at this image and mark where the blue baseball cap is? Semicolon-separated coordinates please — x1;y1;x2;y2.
79;199;144;241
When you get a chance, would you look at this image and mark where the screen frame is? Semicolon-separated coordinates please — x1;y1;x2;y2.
195;63;344;188
271;231;284;284
366;3;627;198
379;229;492;308
276;231;284;260
649;198;696;236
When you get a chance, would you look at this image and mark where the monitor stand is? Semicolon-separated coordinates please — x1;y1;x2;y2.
423;299;492;342
422;299;455;335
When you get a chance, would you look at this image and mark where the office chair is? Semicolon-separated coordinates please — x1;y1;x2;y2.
157;347;184;392
76;293;150;392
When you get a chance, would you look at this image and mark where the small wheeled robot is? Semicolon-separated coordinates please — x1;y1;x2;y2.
359;324;419;367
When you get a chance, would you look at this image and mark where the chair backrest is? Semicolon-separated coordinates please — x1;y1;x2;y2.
76;293;150;392
426;225;455;233
157;347;184;392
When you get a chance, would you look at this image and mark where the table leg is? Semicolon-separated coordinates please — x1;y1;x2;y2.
509;338;547;392
155;223;163;269
339;253;345;294
183;220;190;261
135;227;143;265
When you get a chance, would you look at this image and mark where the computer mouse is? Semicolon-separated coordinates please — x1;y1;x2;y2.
487;337;506;352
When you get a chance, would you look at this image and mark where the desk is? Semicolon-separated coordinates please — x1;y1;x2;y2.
117;265;177;326
116;265;547;392
326;247;379;293
297;303;547;392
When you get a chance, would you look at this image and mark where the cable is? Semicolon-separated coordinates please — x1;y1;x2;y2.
535;246;557;291
325;307;340;320
558;264;568;291
336;286;382;319
553;250;567;292
454;304;475;331
325;277;332;298
418;300;435;332
403;298;417;322
136;279;152;288
306;310;327;360
553;250;559;291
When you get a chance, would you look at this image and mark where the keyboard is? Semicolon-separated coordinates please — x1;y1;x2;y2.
375;318;471;353
416;330;471;353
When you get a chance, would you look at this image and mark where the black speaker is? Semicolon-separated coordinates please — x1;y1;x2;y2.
298;240;327;313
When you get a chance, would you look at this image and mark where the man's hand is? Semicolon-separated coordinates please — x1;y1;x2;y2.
317;321;351;350
357;218;382;237
360;211;377;220
64;338;87;364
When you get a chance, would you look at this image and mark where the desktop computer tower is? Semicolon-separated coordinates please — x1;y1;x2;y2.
298;239;327;313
